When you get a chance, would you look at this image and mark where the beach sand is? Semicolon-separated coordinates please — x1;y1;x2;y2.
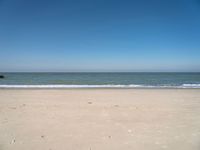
0;89;200;150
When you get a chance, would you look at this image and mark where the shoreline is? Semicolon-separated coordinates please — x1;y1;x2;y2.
0;83;200;89
0;87;200;90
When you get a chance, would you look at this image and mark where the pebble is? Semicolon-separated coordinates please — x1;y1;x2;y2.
10;139;15;144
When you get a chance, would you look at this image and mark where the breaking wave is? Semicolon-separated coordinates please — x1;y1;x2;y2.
0;84;200;88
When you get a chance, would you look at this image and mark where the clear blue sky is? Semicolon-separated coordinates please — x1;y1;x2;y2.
0;0;200;72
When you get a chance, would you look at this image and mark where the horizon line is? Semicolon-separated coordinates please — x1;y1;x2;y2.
1;71;200;73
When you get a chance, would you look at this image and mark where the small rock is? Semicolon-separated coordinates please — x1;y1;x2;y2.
10;139;15;144
0;75;5;79
88;102;92;104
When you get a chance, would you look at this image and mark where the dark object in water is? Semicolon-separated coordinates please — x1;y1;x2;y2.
0;75;5;78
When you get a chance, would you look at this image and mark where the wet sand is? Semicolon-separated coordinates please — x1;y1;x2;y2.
0;89;200;150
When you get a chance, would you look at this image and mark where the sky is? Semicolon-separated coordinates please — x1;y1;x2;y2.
0;0;200;72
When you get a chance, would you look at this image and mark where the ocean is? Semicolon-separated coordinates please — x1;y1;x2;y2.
0;72;200;88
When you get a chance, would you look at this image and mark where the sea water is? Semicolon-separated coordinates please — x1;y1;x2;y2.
0;72;200;88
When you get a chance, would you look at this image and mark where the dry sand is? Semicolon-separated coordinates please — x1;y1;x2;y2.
0;89;200;150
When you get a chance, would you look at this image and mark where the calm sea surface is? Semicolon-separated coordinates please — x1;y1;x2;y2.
0;72;200;88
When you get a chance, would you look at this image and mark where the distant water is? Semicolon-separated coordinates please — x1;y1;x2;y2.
0;72;200;88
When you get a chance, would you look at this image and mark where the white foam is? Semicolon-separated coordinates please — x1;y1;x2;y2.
0;84;143;88
0;84;199;88
181;84;200;88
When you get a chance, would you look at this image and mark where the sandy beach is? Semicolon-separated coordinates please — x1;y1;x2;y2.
0;89;200;150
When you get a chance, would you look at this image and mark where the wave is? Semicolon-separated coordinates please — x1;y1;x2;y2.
0;84;200;88
181;84;200;88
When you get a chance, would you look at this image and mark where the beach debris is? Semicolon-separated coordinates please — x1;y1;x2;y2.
108;135;111;139
41;135;45;138
10;139;15;144
0;75;5;78
114;105;119;107
88;102;92;104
